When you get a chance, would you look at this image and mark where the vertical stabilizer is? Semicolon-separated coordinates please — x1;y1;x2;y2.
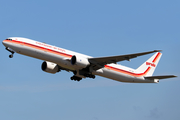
135;52;162;77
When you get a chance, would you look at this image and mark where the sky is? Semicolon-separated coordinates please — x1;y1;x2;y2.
0;0;180;120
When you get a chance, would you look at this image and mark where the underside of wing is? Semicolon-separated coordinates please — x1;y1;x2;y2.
88;50;161;70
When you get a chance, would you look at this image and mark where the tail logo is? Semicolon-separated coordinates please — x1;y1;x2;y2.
146;62;156;67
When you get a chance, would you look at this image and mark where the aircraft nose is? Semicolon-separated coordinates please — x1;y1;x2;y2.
2;40;5;45
2;40;8;47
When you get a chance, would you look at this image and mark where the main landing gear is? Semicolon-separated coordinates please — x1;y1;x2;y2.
6;47;14;58
70;74;96;82
70;76;82;81
84;74;95;79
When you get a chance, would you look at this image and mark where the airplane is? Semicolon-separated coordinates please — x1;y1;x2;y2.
2;37;177;83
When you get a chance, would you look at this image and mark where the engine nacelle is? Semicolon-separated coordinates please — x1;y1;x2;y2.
71;55;90;69
41;61;60;74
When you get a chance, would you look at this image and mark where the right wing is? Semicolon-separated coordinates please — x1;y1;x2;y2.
88;50;161;70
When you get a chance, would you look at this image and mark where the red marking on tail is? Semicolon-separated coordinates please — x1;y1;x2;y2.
146;62;156;67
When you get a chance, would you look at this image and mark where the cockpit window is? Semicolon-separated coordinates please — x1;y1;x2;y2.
6;39;12;41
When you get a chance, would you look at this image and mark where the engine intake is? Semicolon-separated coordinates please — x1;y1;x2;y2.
41;61;60;74
71;55;90;69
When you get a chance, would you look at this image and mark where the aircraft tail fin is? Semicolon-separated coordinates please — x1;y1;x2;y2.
135;52;162;77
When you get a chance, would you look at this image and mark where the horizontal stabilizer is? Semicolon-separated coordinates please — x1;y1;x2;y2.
145;75;177;80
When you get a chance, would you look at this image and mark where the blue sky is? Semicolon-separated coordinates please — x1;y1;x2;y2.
0;0;179;120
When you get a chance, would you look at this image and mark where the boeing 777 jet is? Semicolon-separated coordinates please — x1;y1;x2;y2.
2;37;176;83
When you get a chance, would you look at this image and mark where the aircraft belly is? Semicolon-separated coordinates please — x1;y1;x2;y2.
100;68;134;82
97;68;155;83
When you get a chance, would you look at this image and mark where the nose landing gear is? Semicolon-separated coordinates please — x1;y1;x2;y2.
5;47;15;58
9;54;14;58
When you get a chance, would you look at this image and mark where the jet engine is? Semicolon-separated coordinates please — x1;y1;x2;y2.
71;55;90;69
41;61;60;74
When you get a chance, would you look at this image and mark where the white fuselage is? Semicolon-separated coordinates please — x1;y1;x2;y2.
2;37;157;83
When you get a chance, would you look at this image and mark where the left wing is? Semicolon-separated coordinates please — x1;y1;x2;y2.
88;50;161;70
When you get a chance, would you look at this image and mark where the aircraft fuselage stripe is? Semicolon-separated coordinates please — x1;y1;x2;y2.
4;40;72;58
